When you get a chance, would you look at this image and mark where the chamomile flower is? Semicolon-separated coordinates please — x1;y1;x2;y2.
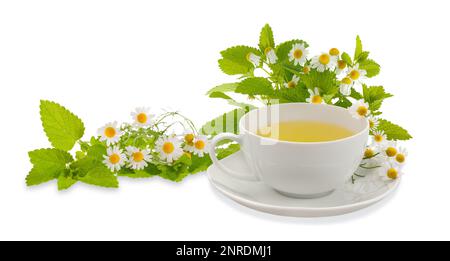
302;66;310;74
103;146;126;172
284;75;300;89
192;135;209;157
336;60;347;74
347;64;367;84
98;122;123;146
183;130;196;152
264;47;278;64
156;136;183;163
379;162;403;182
372;130;387;147
131;107;154;127
126;146;151;170
382;141;398;158
246;52;261;66
349;99;370;119
289;43;308;66
311;52;337;72
368;116;379;131
360;146;381;168
339;77;353;96
394;147;408;166
329;48;340;56
306;87;323;104
363;146;379;159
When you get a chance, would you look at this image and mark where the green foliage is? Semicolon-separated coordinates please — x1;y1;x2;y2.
79;166;119;188
259;24;275;52
40;100;85;151
27;148;73;186
218;46;260;75
359;59;381;77
235;77;274;96
377;119;412;140
354;35;363;60
362;85;393;112
341;52;352;65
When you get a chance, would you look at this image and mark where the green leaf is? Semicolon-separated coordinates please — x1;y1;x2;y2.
200;108;248;135
118;164;160;178
218;46;260;75
26;148;74;186
272;85;308;103
189;154;212;174
206;83;238;95
275;39;309;63
377;119;412;140
57;175;77;191
259;24;275;51
350;87;363;100
362;85;393;112
235;77;274;96
359;59;381;77
354;35;362;60
158;155;192;182
356;51;370;62
341;52;352;65
40;100;85;151
334;97;352;108
300;70;338;95
217;143;240;160
79;166;119;188
209;91;232;100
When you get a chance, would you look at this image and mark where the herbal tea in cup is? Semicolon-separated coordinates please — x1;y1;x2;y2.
257;121;354;142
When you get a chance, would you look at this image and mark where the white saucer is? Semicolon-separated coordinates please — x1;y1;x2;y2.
207;151;400;217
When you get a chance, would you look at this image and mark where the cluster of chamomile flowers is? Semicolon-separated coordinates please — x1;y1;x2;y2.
246;44;369;113
97;107;210;173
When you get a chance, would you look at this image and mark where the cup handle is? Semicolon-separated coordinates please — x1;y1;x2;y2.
209;133;260;182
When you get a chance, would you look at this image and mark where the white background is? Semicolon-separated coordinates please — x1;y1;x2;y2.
0;0;448;240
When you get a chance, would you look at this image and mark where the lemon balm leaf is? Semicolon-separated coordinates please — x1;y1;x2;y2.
259;24;275;52
57;175;77;191
354;35;362;60
218;46;260;75
205;83;238;96
359;59;381;77
26;148;74;186
79;166;119;188
235;77;274;96
40;100;85;151
378;119;412;140
341;52;352;66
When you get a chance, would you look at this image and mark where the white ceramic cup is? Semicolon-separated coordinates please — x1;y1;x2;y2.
209;103;369;199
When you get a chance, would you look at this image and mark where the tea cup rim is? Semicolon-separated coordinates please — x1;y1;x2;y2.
239;103;369;145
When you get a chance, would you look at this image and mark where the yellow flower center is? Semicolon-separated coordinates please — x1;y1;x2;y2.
303;66;310;74
293;49;303;59
184;133;194;144
137;113;148;124
162;142;175;154
337;60;347;70
342;77;352;85
287;81;296;88
387;168;398;179
311;95;322;104
319;54;330;65
350;70;360;80
396;153;405;163
195;140;206;150
374;134;383;143
184;152;192;159
364;148;374;158
357;106;368;116
132;151;144;162
385;147;397;157
104;127;116;138
329;48;340;56
109;153;120;164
